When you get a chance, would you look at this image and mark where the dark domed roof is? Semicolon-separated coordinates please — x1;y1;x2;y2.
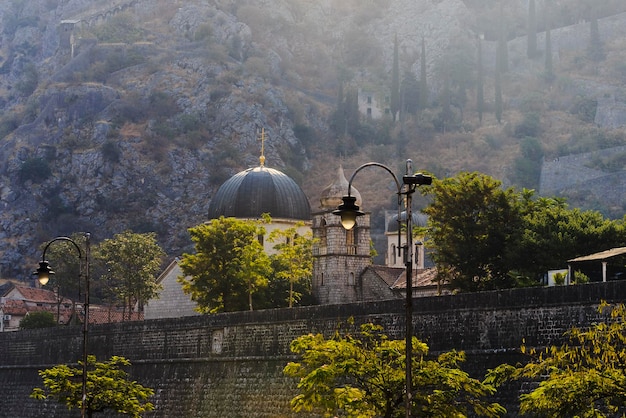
387;211;428;233
208;166;311;220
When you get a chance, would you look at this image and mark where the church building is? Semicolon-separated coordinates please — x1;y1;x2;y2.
145;148;437;319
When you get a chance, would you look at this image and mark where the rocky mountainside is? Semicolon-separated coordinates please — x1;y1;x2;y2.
1;0;625;280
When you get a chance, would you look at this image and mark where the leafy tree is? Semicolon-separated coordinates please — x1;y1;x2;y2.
20;311;56;329
179;217;271;313
511;136;543;188
284;322;505;418
423;172;524;291
515;196;625;280
95;231;165;319
487;302;626;417
268;223;314;308
31;355;154;418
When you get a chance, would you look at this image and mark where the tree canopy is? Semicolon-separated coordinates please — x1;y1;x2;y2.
19;311;56;329
179;216;271;313
422;172;626;291
423;172;524;291
95;231;165;319
268;223;314;308
31;355;154;418
284;322;504;418
487;302;626;417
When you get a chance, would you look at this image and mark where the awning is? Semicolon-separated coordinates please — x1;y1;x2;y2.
568;247;626;263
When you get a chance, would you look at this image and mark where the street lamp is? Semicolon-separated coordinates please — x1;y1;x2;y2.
333;160;431;418
34;233;91;418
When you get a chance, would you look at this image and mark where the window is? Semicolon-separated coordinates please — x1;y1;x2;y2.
348;272;355;286
367;95;372;104
346;229;356;254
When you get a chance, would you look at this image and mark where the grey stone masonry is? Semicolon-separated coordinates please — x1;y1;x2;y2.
2;282;626;417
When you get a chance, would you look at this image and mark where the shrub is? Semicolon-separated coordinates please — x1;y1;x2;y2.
101;140;121;163
19;158;52;183
20;311;56;329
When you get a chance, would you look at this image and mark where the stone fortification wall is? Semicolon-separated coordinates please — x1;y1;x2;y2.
2;282;626;417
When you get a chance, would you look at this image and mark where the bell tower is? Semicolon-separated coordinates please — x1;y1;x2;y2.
312;167;371;304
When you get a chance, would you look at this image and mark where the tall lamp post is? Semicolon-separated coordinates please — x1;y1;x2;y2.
333;160;431;418
34;233;91;418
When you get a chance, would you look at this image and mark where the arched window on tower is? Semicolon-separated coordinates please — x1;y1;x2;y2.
391;243;397;265
348;272;355;286
346;228;356;255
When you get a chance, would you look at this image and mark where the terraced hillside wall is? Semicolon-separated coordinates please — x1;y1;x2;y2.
2;281;626;417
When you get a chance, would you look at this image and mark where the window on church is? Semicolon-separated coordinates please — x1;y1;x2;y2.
320;273;324;286
346;229;356;255
391;244;396;264
348;272;355;286
257;234;264;245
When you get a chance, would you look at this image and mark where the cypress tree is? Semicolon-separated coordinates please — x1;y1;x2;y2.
390;34;400;122
527;0;537;58
419;37;428;110
477;35;484;124
588;16;605;62
497;0;508;73
544;24;554;81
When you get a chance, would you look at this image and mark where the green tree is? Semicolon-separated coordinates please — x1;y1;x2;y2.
515;196;625;280
419;37;428;111
390;34;400;122
20;311;57;329
179;217;271;313
487;302;626;417
284;322;504;418
544;23;554;81
526;0;537;58
423;172;524;291
588;15;605;62
95;231;165;320
268;223;313;308
31;355;154;418
477;35;484;124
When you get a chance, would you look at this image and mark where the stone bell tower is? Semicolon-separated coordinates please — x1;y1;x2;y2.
311;167;371;304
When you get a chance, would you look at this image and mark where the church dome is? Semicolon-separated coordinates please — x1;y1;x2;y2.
208;166;311;220
386;211;428;233
319;166;362;210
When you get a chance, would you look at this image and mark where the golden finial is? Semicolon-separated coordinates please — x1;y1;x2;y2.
259;127;266;167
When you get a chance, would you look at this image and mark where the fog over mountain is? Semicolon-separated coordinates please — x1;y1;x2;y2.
1;0;626;280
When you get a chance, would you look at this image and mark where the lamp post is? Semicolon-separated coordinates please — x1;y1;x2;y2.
35;233;91;418
333;160;431;418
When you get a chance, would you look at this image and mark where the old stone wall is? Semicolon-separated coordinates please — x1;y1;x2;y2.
2;281;626;417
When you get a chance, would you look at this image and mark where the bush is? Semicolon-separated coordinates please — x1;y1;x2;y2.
19;158;52;183
101;140;121;163
514;112;540;138
20;311;56;329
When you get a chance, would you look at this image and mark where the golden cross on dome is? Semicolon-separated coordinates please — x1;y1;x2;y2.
258;127;266;167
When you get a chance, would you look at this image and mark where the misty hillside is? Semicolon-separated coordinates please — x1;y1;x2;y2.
1;0;626;280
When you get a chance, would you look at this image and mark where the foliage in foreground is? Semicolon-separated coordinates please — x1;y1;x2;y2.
487;302;626;417
284;322;504;418
31;355;154;418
